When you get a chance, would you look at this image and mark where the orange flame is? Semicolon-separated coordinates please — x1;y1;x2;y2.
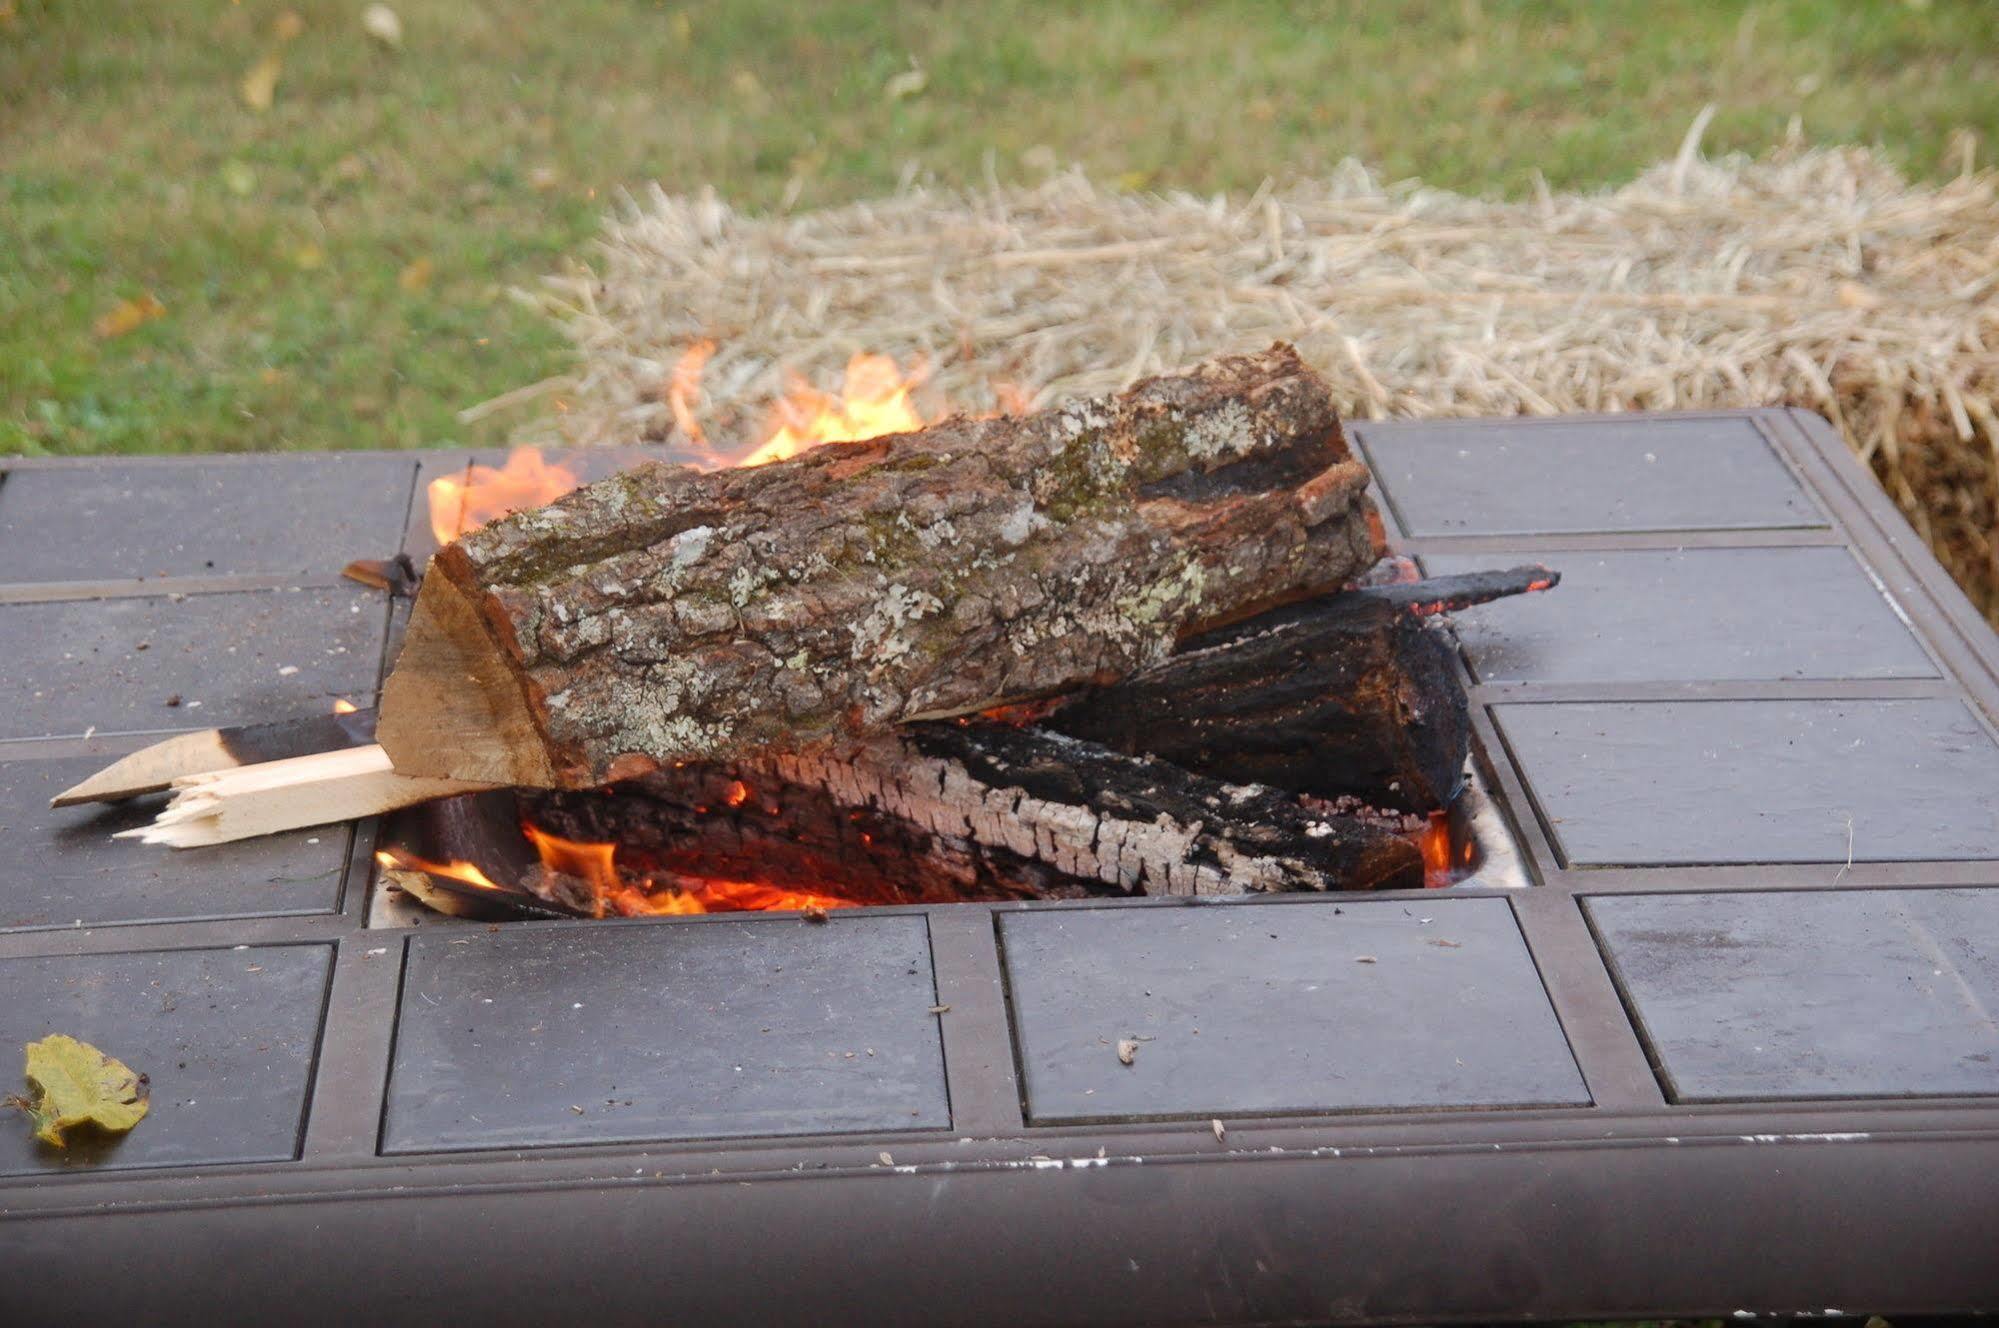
741;352;931;468
668;338;716;446
521;821;853;918
427;350;1025;545
1419;810;1454;889
332;698;359;715
609;878;857;917
376;847;503;892
427;447;582;544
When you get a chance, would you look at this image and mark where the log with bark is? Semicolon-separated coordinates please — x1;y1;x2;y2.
377;344;1382;788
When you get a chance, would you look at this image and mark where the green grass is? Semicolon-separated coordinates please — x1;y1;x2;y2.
3;0;1996;456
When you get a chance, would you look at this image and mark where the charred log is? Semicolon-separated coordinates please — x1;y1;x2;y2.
378;344;1382;788
1047;581;1501;813
517;722;1423;911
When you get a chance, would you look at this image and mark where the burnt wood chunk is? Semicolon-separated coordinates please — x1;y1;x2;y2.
1048;587;1477;813
519;723;1424;910
378;344;1382;788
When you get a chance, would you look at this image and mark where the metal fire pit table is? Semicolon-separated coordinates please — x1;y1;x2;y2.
2;413;1997;1324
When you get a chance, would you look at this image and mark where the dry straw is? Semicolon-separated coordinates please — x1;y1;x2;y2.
508;132;1999;619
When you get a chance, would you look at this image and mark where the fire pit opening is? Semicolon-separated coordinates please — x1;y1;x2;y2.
366;756;1525;927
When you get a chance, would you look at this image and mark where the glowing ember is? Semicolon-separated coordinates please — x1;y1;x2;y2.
608;877;856;918
427;447;582;544
1419;810;1454;889
521;820;851;918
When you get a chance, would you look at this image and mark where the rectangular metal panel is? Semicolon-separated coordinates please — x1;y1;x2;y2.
0;944;331;1176
0;456;415;583
382;915;951;1152
1001;897;1588;1121
1495;698;1999;865
1588;889;1999;1101
1422;546;1938;683
0;755;346;931
0;587;386;740
1357;416;1824;536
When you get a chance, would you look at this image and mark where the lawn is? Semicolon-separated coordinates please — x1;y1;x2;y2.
3;0;1996;457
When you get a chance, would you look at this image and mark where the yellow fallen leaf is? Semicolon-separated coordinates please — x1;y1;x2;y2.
8;1035;149;1148
669;8;692;42
221;159;257;195
293;242;325;270
272;9;304;42
397;257;434;291
241;50;283;111
93;293;167;339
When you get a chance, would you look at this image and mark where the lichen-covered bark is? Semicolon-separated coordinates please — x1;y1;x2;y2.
381;343;1382;787
520;722;1423;904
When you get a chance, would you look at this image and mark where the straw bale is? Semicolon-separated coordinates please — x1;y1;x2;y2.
507;143;1999;620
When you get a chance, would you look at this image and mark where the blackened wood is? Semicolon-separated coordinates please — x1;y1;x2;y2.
520;722;1422;912
1046;587;1476;813
378;344;1382;789
1356;564;1558;615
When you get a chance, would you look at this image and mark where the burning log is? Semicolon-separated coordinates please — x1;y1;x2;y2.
376;344;1381;788
1046;565;1558;813
517;721;1424;909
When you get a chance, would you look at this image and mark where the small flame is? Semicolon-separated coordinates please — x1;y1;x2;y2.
427;351;1022;545
332;698;359;715
427;447;581;544
741;352;931;468
521;820;854;918
668;338;716;446
1419;811;1454;889
610;878;857;917
376;847;502;892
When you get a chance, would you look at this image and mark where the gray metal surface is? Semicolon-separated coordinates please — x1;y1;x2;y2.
1495;697;1999;866
5;411;1999;1323
0;586;386;740
1588;889;1999;1101
0;756;347;931
0;456;415;583
382;914;950;1152
0;943;331;1176
1422;546;1939;683
1357;416;1825;536
1001;897;1588;1121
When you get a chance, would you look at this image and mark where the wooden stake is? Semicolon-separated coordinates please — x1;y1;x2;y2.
114;745;494;849
52;708;378;808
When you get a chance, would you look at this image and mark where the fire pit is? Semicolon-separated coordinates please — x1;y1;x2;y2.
3;407;1998;1323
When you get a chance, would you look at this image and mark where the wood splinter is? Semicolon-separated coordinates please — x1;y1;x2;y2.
114;745;491;849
